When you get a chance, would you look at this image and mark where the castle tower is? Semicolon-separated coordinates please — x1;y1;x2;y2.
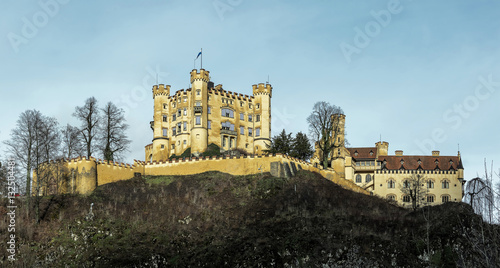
151;84;171;161
252;83;272;154
190;69;210;155
332;114;346;158
331;114;346;176
375;141;389;157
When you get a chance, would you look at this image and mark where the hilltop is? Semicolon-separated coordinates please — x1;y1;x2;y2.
1;170;499;267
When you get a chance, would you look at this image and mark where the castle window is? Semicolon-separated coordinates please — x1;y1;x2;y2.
163;103;167;109
196;89;201;96
183;140;187;145
173;114;176;121
249;104;253;109
196;116;201;125
178;141;180;145
365;174;372;183
221;121;234;131
208;120;211;129
229;137;233;148
427;195;435;203
355;174;362;183
248;114;253;122
177;123;181;133
370;151;373;156
178;109;181;117
403;180;410;188
256;115;260;122
240;102;244;107
183;122;187;131
161;145;164;149
162;128;168;137
183;108;187;116
240;126;244;135
222;137;227;147
173;102;176;108
208;106;211;114
183;97;187;102
256;128;260;137
442;179;449;189
240;113;244;120
172;128;176;136
222;108;234;118
427;180;434;189
403;195;411;203
172;144;175;149
361;162;365;166
257;103;260;109
248;128;253;136
163;115;167;122
195;101;201;107
387;194;396;201
388;179;395;189
442;195;450;203
230;100;233;105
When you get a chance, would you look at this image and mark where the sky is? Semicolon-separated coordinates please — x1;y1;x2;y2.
1;0;499;183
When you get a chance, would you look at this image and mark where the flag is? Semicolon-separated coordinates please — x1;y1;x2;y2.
195;50;202;60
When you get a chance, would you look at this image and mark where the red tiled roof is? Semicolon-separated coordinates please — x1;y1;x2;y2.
378;155;461;170
347;147;378;159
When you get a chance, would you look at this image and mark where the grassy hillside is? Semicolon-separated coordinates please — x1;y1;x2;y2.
1;170;499;267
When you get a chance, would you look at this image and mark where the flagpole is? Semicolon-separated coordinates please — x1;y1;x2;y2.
201;48;203;69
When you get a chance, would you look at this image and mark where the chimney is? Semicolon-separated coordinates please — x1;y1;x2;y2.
432;150;440;156
395;150;403;156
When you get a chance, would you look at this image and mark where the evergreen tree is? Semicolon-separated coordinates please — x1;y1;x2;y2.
266;129;293;155
290;132;314;161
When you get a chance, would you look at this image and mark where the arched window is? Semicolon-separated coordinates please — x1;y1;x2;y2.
386;194;396;201
426;195;435;203
403;180;410;188
403;195;411;203
441;195;450;203
365;174;372;183
427;179;434;189
355;174;362;183
388;179;395;189
442;179;450;189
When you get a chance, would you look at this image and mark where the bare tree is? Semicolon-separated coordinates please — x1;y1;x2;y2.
464;159;498;224
61;124;84;159
400;173;428;211
3;110;41;195
307;102;345;169
99;101;131;162
73;97;100;158
31;114;61;222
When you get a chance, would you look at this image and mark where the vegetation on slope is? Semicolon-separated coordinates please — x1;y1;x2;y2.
1;170;499;267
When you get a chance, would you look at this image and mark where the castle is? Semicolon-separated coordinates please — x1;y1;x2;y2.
145;69;272;162
33;68;464;208
311;115;465;207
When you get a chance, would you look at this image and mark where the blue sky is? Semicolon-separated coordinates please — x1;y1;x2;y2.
1;0;499;182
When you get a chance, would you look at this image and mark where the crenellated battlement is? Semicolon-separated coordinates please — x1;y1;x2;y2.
153;84;171;98
209;89;254;102
252;83;272;97
190;69;210;83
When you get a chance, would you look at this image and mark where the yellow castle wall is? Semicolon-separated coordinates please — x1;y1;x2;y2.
373;170;463;206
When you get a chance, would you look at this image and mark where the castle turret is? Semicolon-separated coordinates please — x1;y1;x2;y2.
375;141;389;157
151;84;171;161
190;69;210;155
252;83;272;154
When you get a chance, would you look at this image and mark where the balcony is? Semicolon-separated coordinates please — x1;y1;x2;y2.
194;106;203;113
220;129;237;136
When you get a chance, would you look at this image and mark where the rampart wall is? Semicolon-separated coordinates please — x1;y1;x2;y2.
35;154;369;196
